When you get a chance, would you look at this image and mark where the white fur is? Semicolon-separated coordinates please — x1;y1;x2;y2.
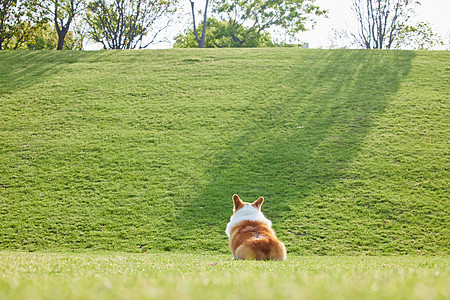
225;204;272;238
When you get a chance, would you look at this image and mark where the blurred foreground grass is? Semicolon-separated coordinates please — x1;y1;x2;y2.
0;251;448;300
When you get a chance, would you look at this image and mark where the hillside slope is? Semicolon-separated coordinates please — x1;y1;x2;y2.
0;49;448;255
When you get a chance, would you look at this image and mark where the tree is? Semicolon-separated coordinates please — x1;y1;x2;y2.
351;0;419;49
187;0;209;48
39;0;85;50
392;21;444;50
86;0;176;49
0;0;45;50
174;18;274;48
213;0;326;46
26;21;81;49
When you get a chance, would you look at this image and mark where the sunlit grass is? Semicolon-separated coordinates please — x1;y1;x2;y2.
0;252;448;300
0;49;448;255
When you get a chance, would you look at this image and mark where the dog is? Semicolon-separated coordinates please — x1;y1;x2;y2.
225;194;286;260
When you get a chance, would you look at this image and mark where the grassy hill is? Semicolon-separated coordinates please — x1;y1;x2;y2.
0;49;448;255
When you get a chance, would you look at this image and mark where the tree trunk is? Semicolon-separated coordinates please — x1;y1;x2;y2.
198;0;209;48
189;0;209;48
56;27;69;50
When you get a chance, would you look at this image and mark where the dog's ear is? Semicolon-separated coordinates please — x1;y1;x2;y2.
252;197;264;210
233;194;244;212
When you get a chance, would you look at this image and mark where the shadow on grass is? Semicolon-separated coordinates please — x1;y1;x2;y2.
0;51;92;97
167;50;416;253
0;50;126;96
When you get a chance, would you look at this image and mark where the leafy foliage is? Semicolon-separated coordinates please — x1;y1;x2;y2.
393;21;444;50
174;18;274;48
0;0;46;50
214;0;326;45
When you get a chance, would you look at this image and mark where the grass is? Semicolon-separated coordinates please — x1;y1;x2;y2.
0;49;449;255
0;251;448;300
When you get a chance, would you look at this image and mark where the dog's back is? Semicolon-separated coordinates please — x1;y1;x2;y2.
229;220;286;260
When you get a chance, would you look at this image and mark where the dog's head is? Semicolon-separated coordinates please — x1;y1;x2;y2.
232;194;264;213
226;194;271;238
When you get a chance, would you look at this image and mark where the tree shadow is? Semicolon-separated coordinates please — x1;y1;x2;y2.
168;50;416;253
0;51;89;97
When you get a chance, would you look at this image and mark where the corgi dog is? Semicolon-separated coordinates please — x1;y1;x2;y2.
225;194;286;261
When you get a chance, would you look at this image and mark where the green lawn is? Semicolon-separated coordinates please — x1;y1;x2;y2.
0;49;449;255
0;252;448;300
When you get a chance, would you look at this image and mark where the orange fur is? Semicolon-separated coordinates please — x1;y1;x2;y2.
227;195;286;261
229;220;286;260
